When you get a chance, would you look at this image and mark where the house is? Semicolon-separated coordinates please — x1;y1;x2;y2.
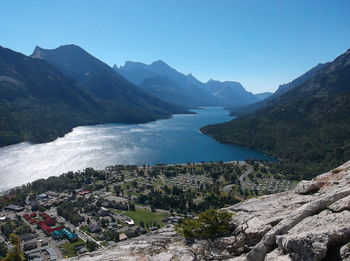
119;233;127;241
19;233;37;242
97;208;109;217
36;193;48;200
78;190;91;196
150;226;158;231
5;204;24;212
23;241;38;251
74;243;85;251
125;229;138;238
88;224;102;233
79;247;88;254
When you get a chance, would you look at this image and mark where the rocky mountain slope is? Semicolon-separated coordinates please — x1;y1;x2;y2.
68;160;350;261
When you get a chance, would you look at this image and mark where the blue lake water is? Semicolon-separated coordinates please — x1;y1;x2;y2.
0;107;273;191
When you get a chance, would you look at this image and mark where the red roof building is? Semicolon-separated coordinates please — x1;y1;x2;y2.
37;221;64;235
45;217;56;226
78;190;91;195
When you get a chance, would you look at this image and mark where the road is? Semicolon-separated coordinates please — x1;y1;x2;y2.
222;163;253;193
239;164;253;187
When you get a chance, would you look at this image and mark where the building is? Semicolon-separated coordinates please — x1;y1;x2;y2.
36;193;48;200
61;229;78;242
5;204;24;212
78;190;91;196
52;230;65;240
88;224;102;233
37;221;64;235
23;241;38;251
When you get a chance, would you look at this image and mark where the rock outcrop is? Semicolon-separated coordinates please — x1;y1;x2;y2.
69;160;350;261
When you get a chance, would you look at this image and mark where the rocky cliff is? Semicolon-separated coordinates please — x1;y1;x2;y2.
69;160;350;261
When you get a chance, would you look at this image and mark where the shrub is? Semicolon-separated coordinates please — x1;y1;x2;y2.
176;209;233;240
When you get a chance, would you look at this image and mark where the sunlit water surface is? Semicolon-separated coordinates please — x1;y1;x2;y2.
0;107;273;191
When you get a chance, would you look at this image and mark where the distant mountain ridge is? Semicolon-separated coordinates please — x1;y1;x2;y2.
201;48;350;179
229;62;330;116
254;92;273;101
203;79;259;107
0;45;190;147
0;46;106;146
274;62;329;96
115;60;261;107
31;45;187;123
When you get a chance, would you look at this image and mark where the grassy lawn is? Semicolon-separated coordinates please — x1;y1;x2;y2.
79;225;91;235
101;241;109;247
115;208;168;227
60;238;85;258
80;225;88;232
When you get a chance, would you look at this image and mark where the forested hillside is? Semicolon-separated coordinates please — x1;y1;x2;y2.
0;46;187;147
0;46;109;146
201;49;350;179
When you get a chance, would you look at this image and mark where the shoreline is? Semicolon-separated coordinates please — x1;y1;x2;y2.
0;160;252;195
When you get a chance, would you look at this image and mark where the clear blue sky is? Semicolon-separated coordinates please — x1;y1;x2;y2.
1;0;350;93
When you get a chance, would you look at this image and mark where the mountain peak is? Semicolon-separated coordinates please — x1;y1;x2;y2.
151;59;167;65
31;44;89;60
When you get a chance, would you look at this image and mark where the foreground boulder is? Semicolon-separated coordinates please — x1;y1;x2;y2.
69;160;350;261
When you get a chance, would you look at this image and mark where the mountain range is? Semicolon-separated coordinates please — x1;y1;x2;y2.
0;45;187;146
201;48;350;179
31;45;187;121
229;62;330;116
115;60;267;108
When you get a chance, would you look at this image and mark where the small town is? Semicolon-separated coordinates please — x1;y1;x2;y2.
0;161;297;260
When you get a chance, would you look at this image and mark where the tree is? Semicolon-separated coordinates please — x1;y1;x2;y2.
176;209;233;240
0;241;8;258
86;240;98;252
3;234;25;261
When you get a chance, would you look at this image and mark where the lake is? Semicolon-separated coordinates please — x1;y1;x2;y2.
0;107;273;191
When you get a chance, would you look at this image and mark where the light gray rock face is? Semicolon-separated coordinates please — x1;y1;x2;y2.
68;160;350;261
276;210;350;261
340;244;350;261
294;180;321;195
69;226;192;261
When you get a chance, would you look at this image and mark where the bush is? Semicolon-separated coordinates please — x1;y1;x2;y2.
176;209;233;240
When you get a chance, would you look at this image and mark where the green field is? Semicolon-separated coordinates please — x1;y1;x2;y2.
60;238;85;258
115;208;168;226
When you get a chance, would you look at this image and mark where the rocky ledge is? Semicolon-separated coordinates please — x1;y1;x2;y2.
69;160;350;261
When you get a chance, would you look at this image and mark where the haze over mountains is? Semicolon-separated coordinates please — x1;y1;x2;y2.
115;60;267;108
202;48;350;179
